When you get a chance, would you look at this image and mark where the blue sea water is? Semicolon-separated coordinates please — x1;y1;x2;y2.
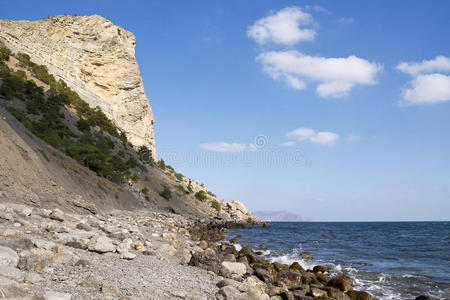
226;222;450;300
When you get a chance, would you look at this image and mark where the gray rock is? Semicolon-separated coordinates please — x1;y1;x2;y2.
24;271;43;283
44;290;72;300
0;246;19;267
0;266;24;281
221;261;246;277
87;235;115;253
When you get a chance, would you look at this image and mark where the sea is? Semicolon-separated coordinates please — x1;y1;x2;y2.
226;222;450;300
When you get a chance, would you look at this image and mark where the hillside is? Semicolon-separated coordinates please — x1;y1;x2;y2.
0;38;257;225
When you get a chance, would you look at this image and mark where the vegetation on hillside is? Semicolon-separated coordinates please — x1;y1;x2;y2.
0;46;139;182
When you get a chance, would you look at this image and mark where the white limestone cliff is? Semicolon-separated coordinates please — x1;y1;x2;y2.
0;15;156;158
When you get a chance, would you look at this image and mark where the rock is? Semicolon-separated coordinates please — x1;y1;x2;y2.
49;208;65;222
0;15;156;156
117;238;133;254
199;240;208;250
0;246;19;267
323;287;351;300
313;265;331;273
290;262;306;273
317;273;331;284
346;291;373;300
0;266;23;281
87;235;115;253
75;259;91;268
44;290;72;300
310;288;327;297
217;279;236;288
299;253;313;259
189;248;220;273
243;275;269;295
133;241;146;251
52;246;77;264
80;274;100;289
327;277;353;292
120;252;136;260
157;243;177;256
221;261;247;277
75;223;92;231
247;287;270;300
101;283;120;295
177;248;192;265
219;285;245;300
24;271;43;283
415;296;439;300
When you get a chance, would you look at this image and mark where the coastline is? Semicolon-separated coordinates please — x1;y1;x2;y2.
0;202;439;299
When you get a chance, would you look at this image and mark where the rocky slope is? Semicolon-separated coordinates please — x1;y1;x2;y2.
0;15;156;158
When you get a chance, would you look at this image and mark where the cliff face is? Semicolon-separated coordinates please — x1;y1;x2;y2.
0;15;156;158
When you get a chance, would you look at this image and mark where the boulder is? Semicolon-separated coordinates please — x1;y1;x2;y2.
299;253;313;259
222;261;247;277
120;252;136;260
24;272;43;283
310;288;327;297
327;277;353;292
0;266;24;281
346;291;372;300
49;208;65;222
0;246;19;267
290;262;305;273
157;243;177;256
313;265;331;273
44;290;72;300
87;235;115;253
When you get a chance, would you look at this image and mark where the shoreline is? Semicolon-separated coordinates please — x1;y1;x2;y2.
0;202;437;299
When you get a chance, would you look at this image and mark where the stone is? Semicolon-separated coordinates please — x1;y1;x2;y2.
415;296;439;300
133;241;146;251
0;15;156;157
290;262;305;273
120;252;136;260
313;265;331;274
219;285;245;300
221;261;247;277
44;290;72;300
157;243;177;256
76;223;92;231
217;279;236;288
80;274;100;289
327;277;353;292
117;238;133;254
243;275;268;295
87;235;115;253
310;288;327;297
52;246;77;264
0;246;19;267
346;291;373;300
0;266;24;281
24;272;43;283
177;248;192;265
323;287;351;300
199;240;208;250
101;283;120;295
75;259;91;268
49;208;65;222
299;253;313;259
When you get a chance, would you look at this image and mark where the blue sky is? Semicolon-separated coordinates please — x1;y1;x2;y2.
2;0;450;221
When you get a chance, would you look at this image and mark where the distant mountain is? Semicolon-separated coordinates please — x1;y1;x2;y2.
253;210;308;222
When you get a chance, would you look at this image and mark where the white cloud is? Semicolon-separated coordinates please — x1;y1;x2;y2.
397;56;450;76
397;56;450;105
286;127;339;146
338;17;355;25
400;73;450;105
310;132;339;145
257;50;382;97
199;142;247;153
247;7;316;46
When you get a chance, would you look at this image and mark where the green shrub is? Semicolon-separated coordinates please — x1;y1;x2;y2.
195;190;208;201
207;191;216;198
0;47;12;61
131;173;139;183
142;187;149;195
159;185;171;200
211;199;221;212
175;172;183;181
138;145;152;164
0;83;15;99
76;118;90;132
157;159;166;170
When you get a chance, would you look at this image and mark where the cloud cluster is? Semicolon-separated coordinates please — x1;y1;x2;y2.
199;142;257;153
397;56;450;105
286;127;339;146
258;51;382;97
248;7;381;98
247;7;316;46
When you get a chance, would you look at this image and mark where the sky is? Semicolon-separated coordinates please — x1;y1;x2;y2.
2;0;450;221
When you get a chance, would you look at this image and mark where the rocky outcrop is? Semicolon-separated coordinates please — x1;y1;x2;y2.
0;15;156;158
